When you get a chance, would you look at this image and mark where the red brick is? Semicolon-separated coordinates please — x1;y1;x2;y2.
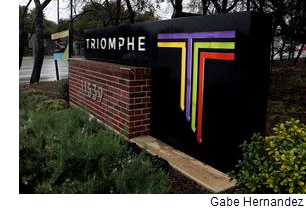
135;110;142;115
130;114;146;121
142;108;150;114
142;97;151;103
134;120;143;126
130;80;146;86
135;98;142;104
130;92;146;98
69;58;151;139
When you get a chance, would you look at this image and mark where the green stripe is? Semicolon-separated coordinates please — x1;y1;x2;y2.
191;42;235;132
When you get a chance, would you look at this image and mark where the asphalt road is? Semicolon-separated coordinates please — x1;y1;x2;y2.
19;57;68;84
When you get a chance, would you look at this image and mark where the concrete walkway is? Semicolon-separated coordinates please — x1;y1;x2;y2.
130;136;236;193
19;57;68;84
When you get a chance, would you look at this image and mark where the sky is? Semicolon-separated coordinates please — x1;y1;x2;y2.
19;0;175;24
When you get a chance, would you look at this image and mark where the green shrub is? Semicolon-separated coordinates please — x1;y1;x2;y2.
58;79;69;102
23;89;45;96
114;153;170;193
230;119;306;193
20;106;170;194
20;90;48;111
36;99;67;112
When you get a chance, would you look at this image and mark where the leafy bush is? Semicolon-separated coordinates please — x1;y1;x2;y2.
230;119;306;193
20;99;170;193
58;79;69;102
36;99;67;112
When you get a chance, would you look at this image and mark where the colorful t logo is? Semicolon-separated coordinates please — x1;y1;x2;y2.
157;31;235;144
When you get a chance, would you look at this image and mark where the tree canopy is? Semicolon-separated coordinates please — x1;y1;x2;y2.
19;0;306;83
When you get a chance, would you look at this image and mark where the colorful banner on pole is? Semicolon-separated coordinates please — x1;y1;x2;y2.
51;30;69;60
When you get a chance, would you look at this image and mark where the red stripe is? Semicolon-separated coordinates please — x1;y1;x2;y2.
196;52;235;144
197;55;205;144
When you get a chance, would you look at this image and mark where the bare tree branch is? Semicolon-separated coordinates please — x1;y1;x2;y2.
41;0;52;9
22;0;33;20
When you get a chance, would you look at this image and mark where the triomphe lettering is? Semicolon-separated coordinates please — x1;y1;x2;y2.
90;38;96;49
108;38;116;50
118;37;125;50
138;36;146;51
86;38;90;49
127;37;135;51
101;38;106;49
85;36;147;51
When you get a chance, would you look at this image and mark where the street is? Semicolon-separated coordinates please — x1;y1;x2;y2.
19;56;68;84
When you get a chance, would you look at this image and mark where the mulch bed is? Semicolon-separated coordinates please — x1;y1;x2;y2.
19;60;306;194
20;80;65;99
168;169;211;194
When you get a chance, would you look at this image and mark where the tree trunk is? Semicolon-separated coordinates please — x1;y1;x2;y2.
171;0;183;18
19;0;32;69
175;0;183;16
270;37;274;64
125;0;134;23
221;0;228;13
288;39;297;60
288;39;293;60
292;40;297;60
30;9;44;84
294;43;305;65
115;0;121;25
104;0;112;25
246;0;250;11
279;39;286;61
201;0;209;15
19;31;27;70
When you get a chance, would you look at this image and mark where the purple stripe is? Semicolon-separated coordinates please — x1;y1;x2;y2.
158;31;235;40
186;38;192;121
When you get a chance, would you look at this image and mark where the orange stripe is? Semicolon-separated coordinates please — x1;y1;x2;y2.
196;52;235;144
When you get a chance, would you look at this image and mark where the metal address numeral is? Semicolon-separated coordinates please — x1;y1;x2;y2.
87;82;92;98
92;84;97;100
83;81;87;93
97;87;103;102
80;80;103;102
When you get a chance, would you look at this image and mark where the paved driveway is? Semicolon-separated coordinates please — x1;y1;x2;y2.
19;57;68;84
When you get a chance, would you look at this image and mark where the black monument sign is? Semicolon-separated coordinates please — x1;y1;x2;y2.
84;12;272;171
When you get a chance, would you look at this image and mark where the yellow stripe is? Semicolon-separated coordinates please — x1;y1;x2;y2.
157;42;186;111
191;42;235;132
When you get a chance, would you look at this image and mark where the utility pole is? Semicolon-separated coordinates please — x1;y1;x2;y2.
57;0;59;29
55;0;60;81
69;0;73;58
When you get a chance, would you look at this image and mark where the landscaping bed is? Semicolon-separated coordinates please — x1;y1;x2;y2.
19;89;170;194
20;80;210;194
19;60;306;193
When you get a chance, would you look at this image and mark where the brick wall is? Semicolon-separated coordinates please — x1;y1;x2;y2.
69;58;151;138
